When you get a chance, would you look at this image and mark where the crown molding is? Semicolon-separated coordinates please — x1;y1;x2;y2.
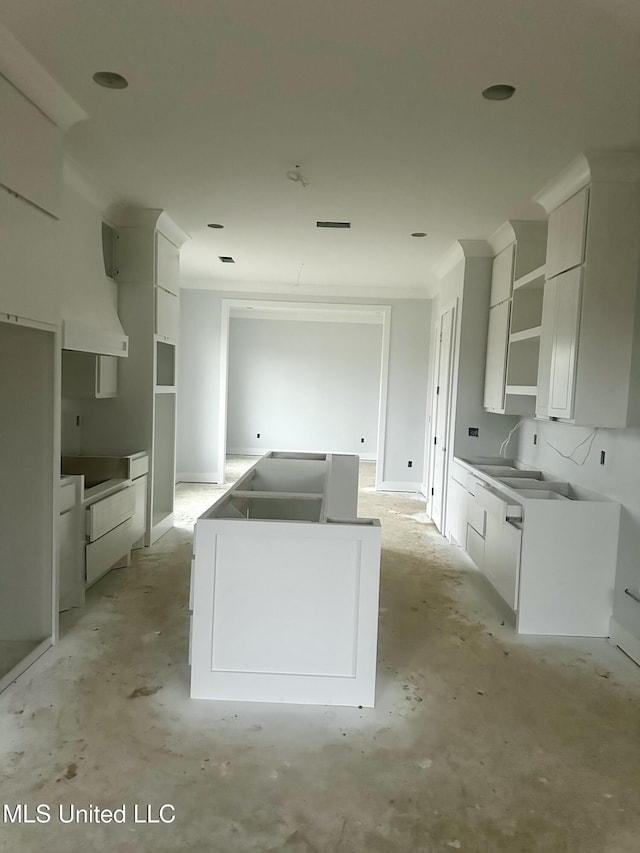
115;207;190;247
0;22;87;131
435;240;492;279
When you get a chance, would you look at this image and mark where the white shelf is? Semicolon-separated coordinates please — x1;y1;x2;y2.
513;264;546;290
510;326;542;343
505;384;537;396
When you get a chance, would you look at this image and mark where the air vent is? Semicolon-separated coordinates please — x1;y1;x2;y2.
219;256;235;263
316;221;351;229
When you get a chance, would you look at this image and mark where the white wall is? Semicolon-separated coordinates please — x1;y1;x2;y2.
226;317;382;457
177;291;431;487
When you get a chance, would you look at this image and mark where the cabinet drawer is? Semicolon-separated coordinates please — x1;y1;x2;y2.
450;460;468;488
85;518;132;586
474;482;523;522
546;187;589;279
466;525;485;570
86;487;135;542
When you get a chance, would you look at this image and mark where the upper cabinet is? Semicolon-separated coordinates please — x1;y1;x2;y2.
545;187;589;279
483;221;547;416
534;153;640;427
0;76;63;218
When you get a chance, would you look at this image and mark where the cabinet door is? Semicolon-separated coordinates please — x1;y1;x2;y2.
484;514;521;610
546;187;589;279
535;278;557;418
548;268;582;419
483;301;510;411
156;233;180;295
95;355;118;398
446;478;467;547
155;286;179;342
490;245;515;307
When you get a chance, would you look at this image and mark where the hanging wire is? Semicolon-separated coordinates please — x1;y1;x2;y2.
546;427;599;466
499;419;523;457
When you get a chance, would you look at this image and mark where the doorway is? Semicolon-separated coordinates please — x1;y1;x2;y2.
427;303;456;532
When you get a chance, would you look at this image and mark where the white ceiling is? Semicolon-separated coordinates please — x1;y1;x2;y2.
2;0;639;298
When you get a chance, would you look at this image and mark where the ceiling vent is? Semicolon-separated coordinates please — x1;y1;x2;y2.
316;221;351;229
219;256;235;263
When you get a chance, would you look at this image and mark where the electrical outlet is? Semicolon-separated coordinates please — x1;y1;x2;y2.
407;460;413;468
600;450;606;465
533;434;538;445
256;433;261;439
360;437;365;443
468;427;479;437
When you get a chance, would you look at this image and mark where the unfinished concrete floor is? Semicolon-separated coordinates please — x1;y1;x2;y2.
1;459;639;853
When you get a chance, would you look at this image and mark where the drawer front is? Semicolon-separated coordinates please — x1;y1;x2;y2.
85;519;132;586
450;460;468;488
86;487;135;542
467;495;486;537
60;482;77;514
466;525;485;570
129;455;149;479
474;482;523;522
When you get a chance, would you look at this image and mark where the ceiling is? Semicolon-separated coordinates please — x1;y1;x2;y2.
2;0;639;298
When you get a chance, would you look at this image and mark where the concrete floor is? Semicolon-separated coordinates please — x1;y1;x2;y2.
1;458;639;853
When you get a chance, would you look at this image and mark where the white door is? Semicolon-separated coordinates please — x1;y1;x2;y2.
428;305;455;532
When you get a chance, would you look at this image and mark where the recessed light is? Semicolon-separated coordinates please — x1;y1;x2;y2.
482;84;516;101
207;223;224;229
411;232;428;237
219;256;235;263
93;71;129;89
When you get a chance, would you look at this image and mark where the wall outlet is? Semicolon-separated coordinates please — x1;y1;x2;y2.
600;450;606;465
256;432;261;438
468;427;479;437
361;437;365;443
407;460;413;468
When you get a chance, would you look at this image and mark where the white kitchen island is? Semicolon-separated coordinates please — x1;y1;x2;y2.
189;452;381;707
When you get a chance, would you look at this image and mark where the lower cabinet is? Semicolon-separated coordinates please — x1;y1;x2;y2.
483;514;521;611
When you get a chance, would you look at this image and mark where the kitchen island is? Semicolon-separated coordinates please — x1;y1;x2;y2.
189;452;381;707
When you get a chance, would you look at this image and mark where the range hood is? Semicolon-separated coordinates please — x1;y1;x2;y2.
60;170;129;358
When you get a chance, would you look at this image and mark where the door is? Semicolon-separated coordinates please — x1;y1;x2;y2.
483;301;510;411
548;267;582;419
428;305;455;532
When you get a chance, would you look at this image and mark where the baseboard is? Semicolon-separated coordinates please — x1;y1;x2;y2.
609;618;640;666
377;480;422;493
176;472;224;484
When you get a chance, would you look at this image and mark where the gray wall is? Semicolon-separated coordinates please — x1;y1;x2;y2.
226;317;382;457
177;290;431;487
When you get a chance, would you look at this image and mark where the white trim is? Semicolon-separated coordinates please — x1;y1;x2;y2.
377;481;422;493
177;472;224;484
435;239;493;280
534;151;640;213
227;447;377;462
0;24;87;131
0;638;53;695
608;618;640;667
114;208;190;248
219;299;392;494
181;276;430;300
533;154;591;213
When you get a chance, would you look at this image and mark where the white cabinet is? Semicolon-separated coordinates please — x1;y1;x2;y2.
484;515;521;611
156;233;180;295
483;301;510;411
545;187;589;279
58;476;84;612
489;245;514;307
62;351;118;399
155;287;179;343
484;222;547;416
542;269;582;419
454;456;620;637
0;76;63;218
190;452;381;707
534;154;640;427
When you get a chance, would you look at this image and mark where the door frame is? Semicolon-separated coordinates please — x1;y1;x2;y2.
218;299;392;488
426;299;457;533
